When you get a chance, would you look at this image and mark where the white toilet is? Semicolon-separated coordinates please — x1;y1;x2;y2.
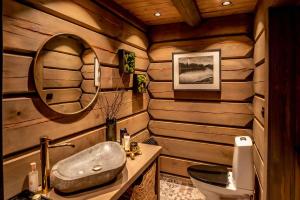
187;136;254;200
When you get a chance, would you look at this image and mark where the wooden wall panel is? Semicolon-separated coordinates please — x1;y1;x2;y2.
149;120;252;145
148;23;254;179
253;144;264;187
149;99;253;127
147;58;254;81
253;3;267;198
3;54;34;94
160;156;212;177
149;35;253;62
3;0;149;71
3;1;150;198
254;31;266;66
154;136;233;165
253;119;265;161
148;82;253;101
253;96;265;126
23;0;148;50
131;129;151;143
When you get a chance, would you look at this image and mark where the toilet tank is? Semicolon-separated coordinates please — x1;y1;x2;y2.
232;136;254;191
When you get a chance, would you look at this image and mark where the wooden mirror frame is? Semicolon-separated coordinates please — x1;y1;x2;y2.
34;33;100;115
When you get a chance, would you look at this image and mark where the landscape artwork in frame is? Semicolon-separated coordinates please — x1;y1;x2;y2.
172;50;221;91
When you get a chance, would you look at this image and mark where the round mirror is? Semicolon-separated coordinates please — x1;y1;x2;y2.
34;34;100;115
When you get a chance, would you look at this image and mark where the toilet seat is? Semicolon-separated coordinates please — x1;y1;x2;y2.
188;165;253;199
187;165;229;187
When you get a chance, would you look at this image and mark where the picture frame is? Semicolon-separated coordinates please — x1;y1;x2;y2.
172;50;221;91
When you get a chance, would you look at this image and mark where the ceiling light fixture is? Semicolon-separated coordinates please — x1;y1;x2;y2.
222;1;232;6
154;12;161;17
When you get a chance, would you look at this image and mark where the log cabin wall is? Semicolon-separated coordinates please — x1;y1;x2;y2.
253;0;268;199
148;14;255;178
2;0;150;199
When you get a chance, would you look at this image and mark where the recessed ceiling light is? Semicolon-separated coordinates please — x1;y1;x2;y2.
222;1;232;6
154;12;161;17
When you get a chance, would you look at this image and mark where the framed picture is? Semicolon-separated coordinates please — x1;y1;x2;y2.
172;50;221;91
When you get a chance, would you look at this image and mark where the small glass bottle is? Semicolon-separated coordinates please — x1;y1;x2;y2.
28;162;39;193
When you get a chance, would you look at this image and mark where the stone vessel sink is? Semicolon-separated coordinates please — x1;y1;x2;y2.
50;141;126;193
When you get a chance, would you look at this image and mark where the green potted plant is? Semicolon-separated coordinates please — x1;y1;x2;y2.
133;74;147;93
118;49;135;74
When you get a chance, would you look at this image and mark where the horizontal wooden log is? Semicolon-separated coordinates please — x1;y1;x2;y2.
50;102;82;113
254;2;265;41
160;156;212;177
131;129;151;143
254;63;265;83
149;35;253;62
150;14;252;42
154;136;233;165
253;144;264;187
149;120;252;145
148;81;254;101
3;0;149;70
41;88;82;104
254;31;265;66
254;82;265;96
42;50;83;70
3;53;34;94
3;91;149;155
43;68;83;88
44;35;82;55
253;96;265;125
82;49;96;65
23;0;148;50
149;99;253;127
147;58;254;81
253;118;265;161
253;63;265;96
81;65;94;79
4;127;105;199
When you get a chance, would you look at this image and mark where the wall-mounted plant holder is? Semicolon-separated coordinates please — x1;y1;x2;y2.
133;74;147;93
118;49;135;74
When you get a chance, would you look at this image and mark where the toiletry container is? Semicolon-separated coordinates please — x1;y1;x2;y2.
28;162;39;193
124;130;130;151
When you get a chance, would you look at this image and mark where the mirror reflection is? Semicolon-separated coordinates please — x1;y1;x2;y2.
34;34;100;115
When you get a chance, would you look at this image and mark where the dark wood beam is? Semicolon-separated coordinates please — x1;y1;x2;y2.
93;0;148;32
171;0;201;26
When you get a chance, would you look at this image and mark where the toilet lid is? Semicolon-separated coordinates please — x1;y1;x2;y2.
187;165;229;187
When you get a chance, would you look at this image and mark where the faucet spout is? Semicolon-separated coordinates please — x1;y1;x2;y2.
40;136;75;194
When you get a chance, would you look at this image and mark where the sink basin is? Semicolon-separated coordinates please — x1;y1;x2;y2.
50;141;126;193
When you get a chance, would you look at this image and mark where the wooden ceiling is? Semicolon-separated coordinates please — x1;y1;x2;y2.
113;0;257;26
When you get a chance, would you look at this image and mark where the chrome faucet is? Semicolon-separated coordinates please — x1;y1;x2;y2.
40;136;75;194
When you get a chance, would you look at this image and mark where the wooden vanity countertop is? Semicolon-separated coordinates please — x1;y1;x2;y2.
48;143;162;200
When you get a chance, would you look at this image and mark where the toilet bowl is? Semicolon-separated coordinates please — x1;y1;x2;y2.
188;136;254;200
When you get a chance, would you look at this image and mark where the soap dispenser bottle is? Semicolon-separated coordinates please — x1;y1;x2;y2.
124;129;131;151
28;162;39;193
